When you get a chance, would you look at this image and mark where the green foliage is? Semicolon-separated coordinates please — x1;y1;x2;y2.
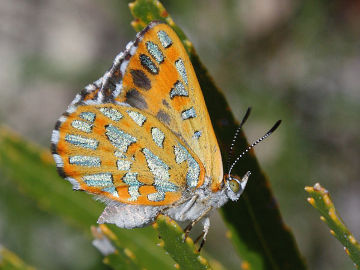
129;0;190;52
0;127;103;230
2;0;359;269
91;225;142;270
0;246;35;270
154;215;210;270
96;224;178;270
0;1;307;269
306;183;360;269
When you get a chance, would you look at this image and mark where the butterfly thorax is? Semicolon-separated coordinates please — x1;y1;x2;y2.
164;176;229;222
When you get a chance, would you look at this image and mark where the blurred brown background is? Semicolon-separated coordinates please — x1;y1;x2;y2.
1;0;360;269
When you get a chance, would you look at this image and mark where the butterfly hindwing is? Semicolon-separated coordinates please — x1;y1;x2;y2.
53;103;205;206
101;22;223;190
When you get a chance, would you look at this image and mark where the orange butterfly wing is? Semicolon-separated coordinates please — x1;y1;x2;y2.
105;22;223;191
53;103;205;206
52;21;223;207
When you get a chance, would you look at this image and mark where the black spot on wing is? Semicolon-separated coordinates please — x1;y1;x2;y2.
162;99;170;108
156;110;171;125
56;166;67;179
50;143;57;155
130;69;151;90
139;54;159;75
125;89;148;110
54;120;62;131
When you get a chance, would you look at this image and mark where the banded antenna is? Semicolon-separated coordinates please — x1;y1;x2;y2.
226;107;252;172
228;120;282;176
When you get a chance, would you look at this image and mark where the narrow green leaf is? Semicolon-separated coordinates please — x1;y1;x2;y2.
155;215;211;270
94;224;177;270
0;246;35;270
129;0;167;30
129;0;190;52
129;1;306;269
92;225;142;270
306;183;360;269
0;127;103;229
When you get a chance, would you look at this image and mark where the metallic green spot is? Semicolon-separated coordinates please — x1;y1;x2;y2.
117;159;131;170
122;172;142;201
170;81;188;99
99;107;123;121
127;110;146;126
71;120;92;133
146;41;164;63
69;155;100;167
175;58;188;85
114;151;126;158
105;124;136;153
142;148;178;193
157;30;172;48
174;144;188;164
193;131;202;139
148;191;165;202
102;186;119;197
140;54;158;74
65;134;98;149
83;173;113;186
181;107;196;120
151;127;165;148
173;144;200;188
80;112;96;122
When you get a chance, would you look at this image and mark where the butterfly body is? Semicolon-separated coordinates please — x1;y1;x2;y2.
97;175;237;230
51;21;250;245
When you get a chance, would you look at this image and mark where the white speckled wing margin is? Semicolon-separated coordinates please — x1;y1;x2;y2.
98;21;162;103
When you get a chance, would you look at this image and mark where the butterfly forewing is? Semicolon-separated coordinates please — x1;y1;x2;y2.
54;103;205;206
109;22;223;190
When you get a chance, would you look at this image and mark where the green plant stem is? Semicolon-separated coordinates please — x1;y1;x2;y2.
306;183;360;269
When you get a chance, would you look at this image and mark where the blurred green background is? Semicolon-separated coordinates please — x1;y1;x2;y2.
1;0;360;269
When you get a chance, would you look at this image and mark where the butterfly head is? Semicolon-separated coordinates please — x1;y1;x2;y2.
224;171;250;201
223;107;281;201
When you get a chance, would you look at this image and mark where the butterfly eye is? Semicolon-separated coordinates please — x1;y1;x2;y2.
229;179;240;193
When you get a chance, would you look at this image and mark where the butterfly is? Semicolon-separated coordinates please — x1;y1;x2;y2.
51;21;280;250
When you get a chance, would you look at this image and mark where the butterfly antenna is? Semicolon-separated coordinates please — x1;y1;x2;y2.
228;120;282;176
226;107;252;172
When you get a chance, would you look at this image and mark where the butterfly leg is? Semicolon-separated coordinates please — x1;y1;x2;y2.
183;206;212;242
197;217;210;252
194;231;205;244
160;195;196;214
178;194;199;220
